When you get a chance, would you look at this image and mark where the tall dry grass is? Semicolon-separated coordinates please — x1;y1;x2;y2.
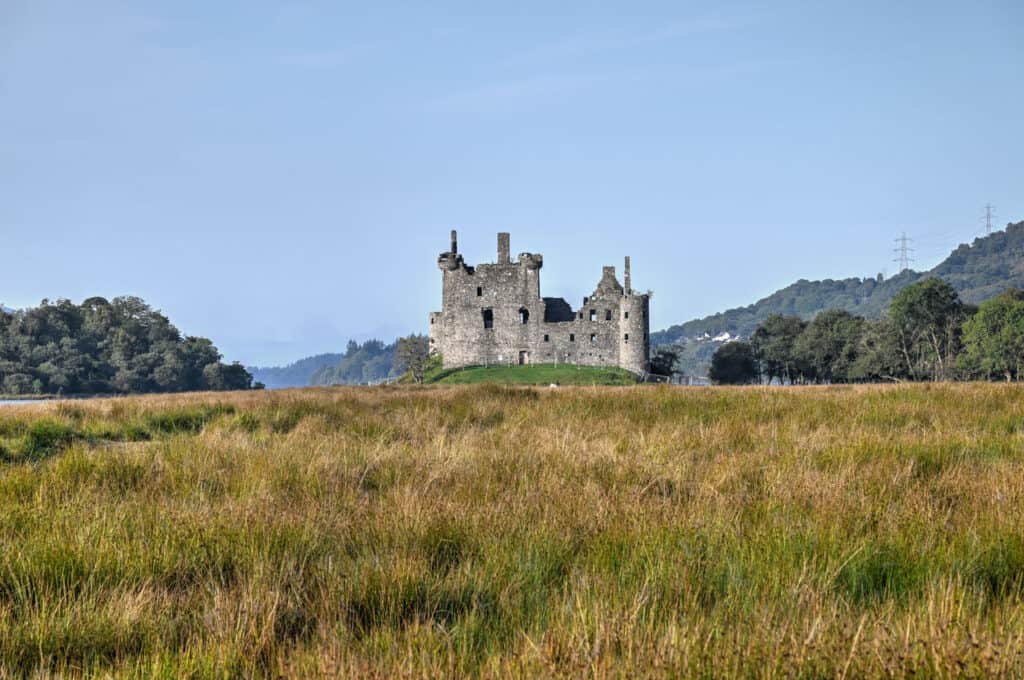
1;383;1023;677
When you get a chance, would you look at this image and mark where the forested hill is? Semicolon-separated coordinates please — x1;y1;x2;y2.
309;340;396;386
0;296;255;396
247;353;344;389
250;341;399;389
653;220;1024;345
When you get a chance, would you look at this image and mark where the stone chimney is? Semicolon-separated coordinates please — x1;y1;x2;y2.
624;256;631;294
497;232;511;264
450;230;458;254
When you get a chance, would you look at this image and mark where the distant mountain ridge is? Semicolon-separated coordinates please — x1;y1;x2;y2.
249;339;400;388
247;353;344;389
653;221;1024;346
309;339;396;386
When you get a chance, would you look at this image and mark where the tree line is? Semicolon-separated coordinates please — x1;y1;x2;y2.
0;297;258;395
307;335;430;386
247;352;345;389
707;279;1024;384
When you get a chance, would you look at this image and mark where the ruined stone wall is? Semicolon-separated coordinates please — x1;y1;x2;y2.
432;255;544;367
430;233;651;374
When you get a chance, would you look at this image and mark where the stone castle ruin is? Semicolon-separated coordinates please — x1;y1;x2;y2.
430;231;650;374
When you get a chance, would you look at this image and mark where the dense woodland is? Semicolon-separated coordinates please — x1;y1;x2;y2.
707;279;1024;384
0;297;256;396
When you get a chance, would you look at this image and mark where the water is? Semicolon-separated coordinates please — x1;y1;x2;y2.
0;399;46;406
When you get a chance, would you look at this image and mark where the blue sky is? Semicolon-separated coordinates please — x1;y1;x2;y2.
3;1;1022;366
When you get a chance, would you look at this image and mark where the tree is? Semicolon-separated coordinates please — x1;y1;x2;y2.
889;278;966;380
202;362;254;391
793;309;865;383
395;334;430;384
750;314;807;383
849;317;907;382
3;374;34;395
0;296;256;395
648;346;679;377
709;342;758;385
960;289;1024;381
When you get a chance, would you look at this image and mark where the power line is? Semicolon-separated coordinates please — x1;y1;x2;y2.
981;204;996;236
893;232;914;272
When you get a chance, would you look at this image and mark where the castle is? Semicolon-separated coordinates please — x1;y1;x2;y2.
429;232;650;374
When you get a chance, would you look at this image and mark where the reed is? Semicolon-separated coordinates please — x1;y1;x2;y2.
1;383;1023;677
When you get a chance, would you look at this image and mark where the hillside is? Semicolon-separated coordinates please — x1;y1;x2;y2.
654;220;1024;345
249;342;397;389
309;339;397;386
247;353;344;389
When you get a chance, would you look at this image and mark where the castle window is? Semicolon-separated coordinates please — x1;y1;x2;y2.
590;333;597;343
476;287;482;297
482;309;493;329
543;334;549;342
624;333;629;342
589;309;596;321
605;309;612;321
569;334;575;342
624;311;629;319
578;312;583;319
519;307;529;324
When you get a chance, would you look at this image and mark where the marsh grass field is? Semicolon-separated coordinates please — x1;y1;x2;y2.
1;384;1024;677
428;364;638;385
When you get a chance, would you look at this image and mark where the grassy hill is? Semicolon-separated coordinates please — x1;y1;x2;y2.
654;220;1024;345
426;363;637;385
1;385;1024;676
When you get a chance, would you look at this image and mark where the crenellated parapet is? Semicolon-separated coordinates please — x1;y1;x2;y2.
518;253;543;270
437;251;464;271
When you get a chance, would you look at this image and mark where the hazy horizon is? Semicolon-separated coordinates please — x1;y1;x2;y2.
4;1;1022;366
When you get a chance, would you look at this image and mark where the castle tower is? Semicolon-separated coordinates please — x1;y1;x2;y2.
430;233;650;374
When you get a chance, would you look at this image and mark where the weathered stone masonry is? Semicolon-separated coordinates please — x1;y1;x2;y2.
429;231;650;374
